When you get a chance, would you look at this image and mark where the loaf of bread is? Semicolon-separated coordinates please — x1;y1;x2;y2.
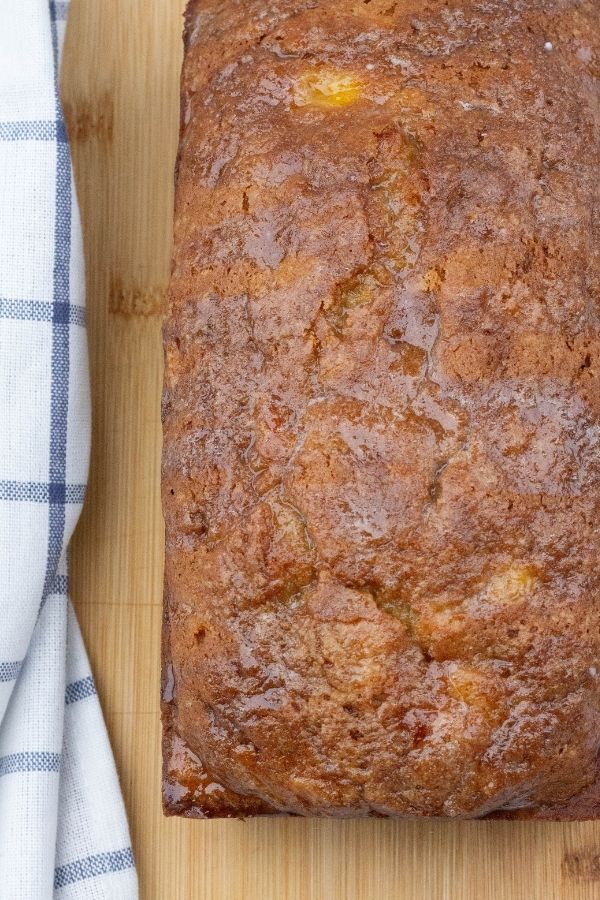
162;0;600;819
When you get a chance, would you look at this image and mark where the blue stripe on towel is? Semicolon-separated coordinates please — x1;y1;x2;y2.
65;675;97;705
54;848;136;890
0;298;85;326
42;1;73;608
0;662;22;683
0;481;86;504
0;120;65;142
0;752;61;777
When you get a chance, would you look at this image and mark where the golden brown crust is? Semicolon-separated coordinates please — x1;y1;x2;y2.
162;0;600;819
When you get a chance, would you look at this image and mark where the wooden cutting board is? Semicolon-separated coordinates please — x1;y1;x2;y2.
61;2;600;897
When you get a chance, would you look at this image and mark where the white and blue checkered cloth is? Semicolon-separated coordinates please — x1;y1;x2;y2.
0;1;137;897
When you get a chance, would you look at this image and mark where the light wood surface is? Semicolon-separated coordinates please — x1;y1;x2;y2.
61;2;600;898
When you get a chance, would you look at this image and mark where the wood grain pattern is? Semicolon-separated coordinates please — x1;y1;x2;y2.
61;2;600;897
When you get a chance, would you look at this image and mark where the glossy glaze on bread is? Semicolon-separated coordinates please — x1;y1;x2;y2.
162;0;600;818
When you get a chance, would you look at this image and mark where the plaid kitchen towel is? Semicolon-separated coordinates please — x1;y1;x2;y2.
0;1;137;897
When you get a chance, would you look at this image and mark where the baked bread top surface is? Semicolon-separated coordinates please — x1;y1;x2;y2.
162;0;600;817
